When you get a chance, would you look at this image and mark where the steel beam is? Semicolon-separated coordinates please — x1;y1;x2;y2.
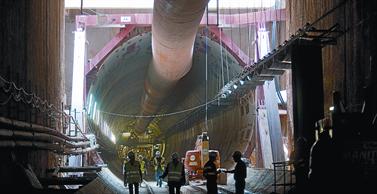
270;61;291;69
76;9;285;28
85;25;136;75
84;25;137;97
260;69;285;76
251;75;275;81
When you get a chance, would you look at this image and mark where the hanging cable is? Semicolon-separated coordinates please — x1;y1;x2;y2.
0;75;88;140
225;3;231;82
99;97;220;118
218;0;225;105
246;0;251;66
238;1;242;58
205;4;209;131
80;0;83;15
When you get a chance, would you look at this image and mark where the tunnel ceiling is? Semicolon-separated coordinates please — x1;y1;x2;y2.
88;31;242;144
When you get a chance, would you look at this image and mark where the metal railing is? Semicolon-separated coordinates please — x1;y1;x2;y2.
272;160;295;194
0;75;95;154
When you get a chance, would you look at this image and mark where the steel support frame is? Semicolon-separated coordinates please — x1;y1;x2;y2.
84;25;136;96
85;25;136;75
76;9;285;28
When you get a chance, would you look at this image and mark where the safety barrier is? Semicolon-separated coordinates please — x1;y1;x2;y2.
272;160;295;194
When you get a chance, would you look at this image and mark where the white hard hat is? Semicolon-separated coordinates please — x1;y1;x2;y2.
155;151;160;156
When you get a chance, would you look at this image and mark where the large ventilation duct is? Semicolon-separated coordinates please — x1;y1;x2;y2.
135;0;209;133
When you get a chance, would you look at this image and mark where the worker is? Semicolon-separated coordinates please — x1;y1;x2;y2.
160;152;186;194
153;151;165;187
203;151;220;194
223;151;247;194
308;129;337;193
124;151;142;194
139;155;147;176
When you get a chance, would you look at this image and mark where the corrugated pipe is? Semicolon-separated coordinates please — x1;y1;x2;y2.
0;129;89;148
0;138;95;155
0;140;63;152
0;117;93;154
135;0;209;134
65;144;99;155
0;117;87;142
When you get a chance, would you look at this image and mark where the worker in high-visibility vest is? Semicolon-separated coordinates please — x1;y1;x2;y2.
153;151;165;187
139;155;147;176
124;151;142;194
160;152;185;194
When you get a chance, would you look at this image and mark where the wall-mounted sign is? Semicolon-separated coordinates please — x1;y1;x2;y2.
121;16;131;23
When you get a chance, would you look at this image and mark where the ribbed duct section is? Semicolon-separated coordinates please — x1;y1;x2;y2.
135;0;209;133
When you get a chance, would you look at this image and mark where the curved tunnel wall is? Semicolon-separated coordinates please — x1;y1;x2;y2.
88;31;254;168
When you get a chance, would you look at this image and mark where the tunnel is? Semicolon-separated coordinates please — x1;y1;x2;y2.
87;30;248;167
1;0;377;194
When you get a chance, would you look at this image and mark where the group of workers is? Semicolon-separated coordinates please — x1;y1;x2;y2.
123;150;184;194
123;150;247;194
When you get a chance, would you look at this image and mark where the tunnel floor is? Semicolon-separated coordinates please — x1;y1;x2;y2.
75;167;290;194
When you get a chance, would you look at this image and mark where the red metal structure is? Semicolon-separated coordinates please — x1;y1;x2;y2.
86;25;136;75
76;9;285;28
84;25;137;96
82;6;287;134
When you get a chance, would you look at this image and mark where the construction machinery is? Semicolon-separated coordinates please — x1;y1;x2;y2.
184;132;221;180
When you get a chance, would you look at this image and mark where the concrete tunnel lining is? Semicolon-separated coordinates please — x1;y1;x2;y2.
88;31;253;169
